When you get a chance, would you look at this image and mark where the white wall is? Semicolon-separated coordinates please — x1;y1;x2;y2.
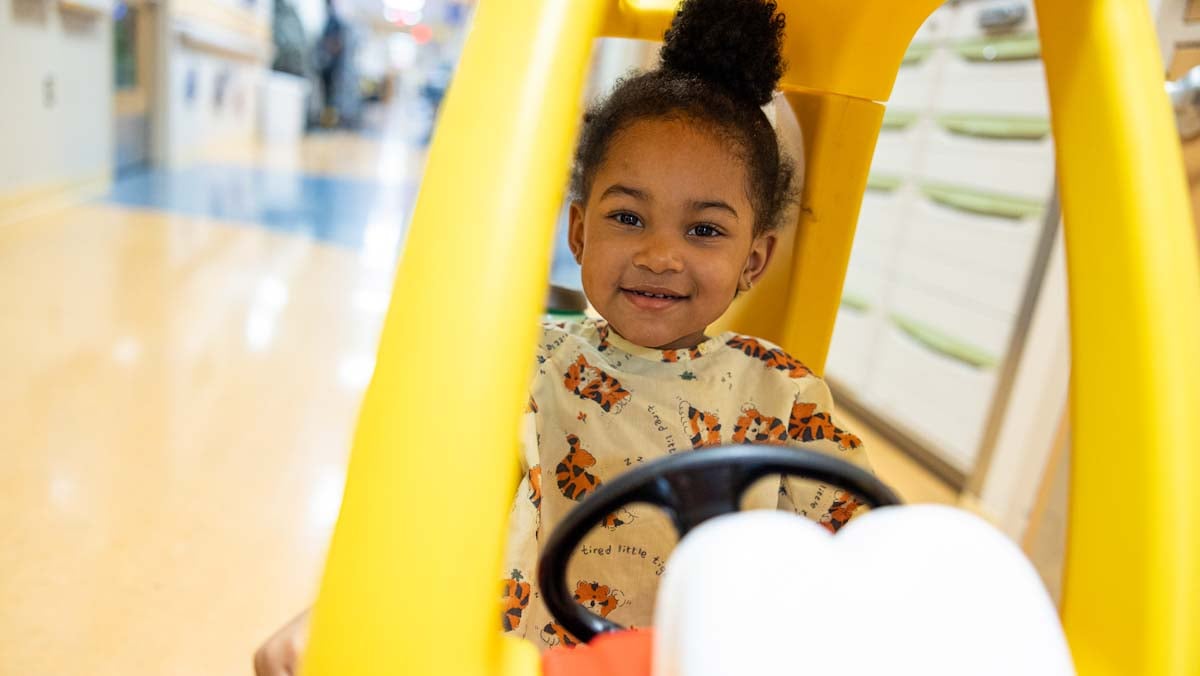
156;0;273;166
0;0;113;195
162;47;266;165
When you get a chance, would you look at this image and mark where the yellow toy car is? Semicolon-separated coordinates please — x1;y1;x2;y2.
300;2;1200;674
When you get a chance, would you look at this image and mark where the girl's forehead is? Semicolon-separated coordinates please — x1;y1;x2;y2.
597;118;751;198
607;117;740;160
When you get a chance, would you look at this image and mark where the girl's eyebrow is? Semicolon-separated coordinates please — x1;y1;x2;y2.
691;200;739;220
599;184;649;202
600;184;738;219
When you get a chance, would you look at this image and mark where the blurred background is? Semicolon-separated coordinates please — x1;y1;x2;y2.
1;0;1198;673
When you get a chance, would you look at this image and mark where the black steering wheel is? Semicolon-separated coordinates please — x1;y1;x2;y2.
536;445;901;644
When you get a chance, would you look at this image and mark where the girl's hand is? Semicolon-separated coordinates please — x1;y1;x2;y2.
253;607;311;676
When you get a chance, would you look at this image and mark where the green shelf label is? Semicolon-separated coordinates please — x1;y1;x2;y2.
937;114;1051;141
882;109;920;131
891;314;998;369
954;34;1041;62
903;42;936;65
921;182;1044;220
841;295;870;312
867;173;904;193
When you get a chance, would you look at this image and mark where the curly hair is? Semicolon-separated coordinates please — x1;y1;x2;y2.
569;0;798;235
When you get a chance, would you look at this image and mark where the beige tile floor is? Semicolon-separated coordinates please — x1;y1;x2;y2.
0;125;957;675
837;410;959;506
0;202;385;675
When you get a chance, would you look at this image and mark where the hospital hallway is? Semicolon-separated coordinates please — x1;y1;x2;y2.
0;84;969;676
28;0;1200;669
0;102;431;673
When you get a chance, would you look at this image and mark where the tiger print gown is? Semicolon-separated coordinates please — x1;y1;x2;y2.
501;319;871;650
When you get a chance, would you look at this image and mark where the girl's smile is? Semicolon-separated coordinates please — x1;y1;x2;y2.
569;117;776;351
620;286;688;311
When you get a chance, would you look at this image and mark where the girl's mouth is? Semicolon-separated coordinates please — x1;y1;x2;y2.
621;287;687;310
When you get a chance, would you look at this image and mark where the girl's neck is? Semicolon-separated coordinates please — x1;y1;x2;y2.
606;322;709;351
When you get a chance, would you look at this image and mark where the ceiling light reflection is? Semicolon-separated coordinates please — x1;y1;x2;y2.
337;354;377;390
245;276;290;352
360;219;403;270
308;465;346;532
352;285;393;315
111;337;142;365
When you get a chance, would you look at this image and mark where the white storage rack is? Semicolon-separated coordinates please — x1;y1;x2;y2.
826;0;1062;484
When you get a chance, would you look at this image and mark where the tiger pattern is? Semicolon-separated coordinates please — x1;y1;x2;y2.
553;436;633;529
788;402;863;450
731;406;788;444
501;573;531;631
821;490;864;533
661;345;704;363
556;434;601;501
601;507;637;530
563;354;631;413
680;402;722;449
573;580;625;618
527;465;542;509
540;622;580;648
539;580;625;643
726;335;812;378
595;321;613;352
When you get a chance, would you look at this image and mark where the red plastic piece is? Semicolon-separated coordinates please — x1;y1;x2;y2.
541;629;654;676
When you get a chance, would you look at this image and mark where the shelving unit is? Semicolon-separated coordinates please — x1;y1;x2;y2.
826;0;1060;484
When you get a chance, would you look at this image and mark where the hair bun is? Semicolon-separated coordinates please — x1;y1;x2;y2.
659;0;787;108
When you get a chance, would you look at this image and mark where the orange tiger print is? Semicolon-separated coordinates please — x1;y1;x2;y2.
563;354;631;413
573;580;624;617
553;436;630;529
726;335;812;378
595;321;612;352
527;465;542;509
501;574;531;631
821;490;864;533
601;508;636;530
681;403;722;449
732;406;788;445
788;402;863;450
540;622;580;648
762;349;811;378
661;345;704;362
556;434;602;501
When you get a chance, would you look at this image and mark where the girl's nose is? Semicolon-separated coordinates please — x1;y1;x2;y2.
631;233;684;274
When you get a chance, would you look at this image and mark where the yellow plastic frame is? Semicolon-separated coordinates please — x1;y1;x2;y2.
304;1;1200;675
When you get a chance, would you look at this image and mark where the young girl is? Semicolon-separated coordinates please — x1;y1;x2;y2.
255;0;869;670
501;0;869;649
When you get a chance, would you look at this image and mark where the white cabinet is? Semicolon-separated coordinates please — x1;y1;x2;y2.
827;0;1058;478
866;322;1002;471
919;126;1055;201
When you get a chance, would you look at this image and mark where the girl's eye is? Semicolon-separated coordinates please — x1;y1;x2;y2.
613;212;642;227
689;224;722;238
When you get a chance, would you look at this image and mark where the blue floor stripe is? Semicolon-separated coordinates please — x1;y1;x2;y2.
105;164;418;250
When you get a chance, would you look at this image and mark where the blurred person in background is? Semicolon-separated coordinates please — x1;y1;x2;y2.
271;0;308;79
316;0;361;127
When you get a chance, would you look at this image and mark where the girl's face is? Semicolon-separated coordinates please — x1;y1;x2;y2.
569;117;776;350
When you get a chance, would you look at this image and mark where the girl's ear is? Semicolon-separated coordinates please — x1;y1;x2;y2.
567;201;586;264
740;233;778;292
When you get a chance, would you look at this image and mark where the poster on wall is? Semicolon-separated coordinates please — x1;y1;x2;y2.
184;68;198;106
214;68;231;111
